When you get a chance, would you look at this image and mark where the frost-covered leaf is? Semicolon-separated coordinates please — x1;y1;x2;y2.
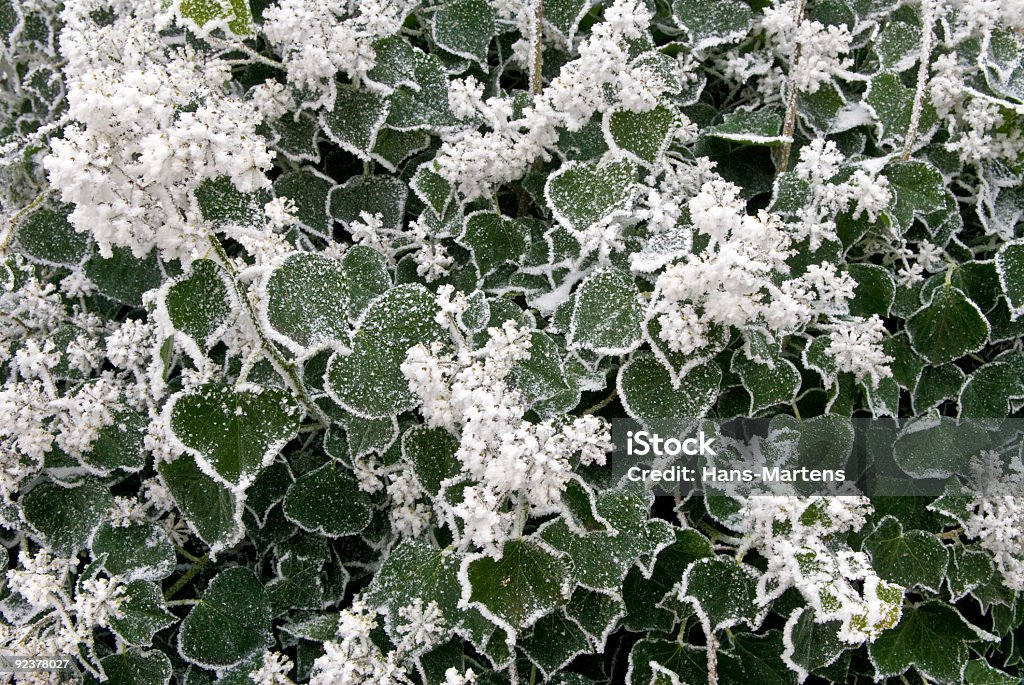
731;352;801;414
706;109;785;145
520;610;590;679
431;0;497;64
907;286;989;365
892;418;990;479
865;73;937;148
539;492;671;591
178;567;272;668
911;363;964;413
618;353;721;426
263;253;350;353
158;454;242;553
386;49;457;131
161;259;233;352
876;19;921;72
331;175;408;231
14;203;89;266
868;602;992;684
781;607;846;681
84;246;163;306
402;425;460;497
964;659;1019;685
364;539;464;632
958;356;1024;417
178;0;253;35
100;648;172;685
463;538;571;635
20;479;112;555
605;104;675;166
320;86;390;160
326;284;447;418
108;580;177;647
283;461;372;537
371;128;430;171
569;268;643;355
995;240;1024;318
509;331;577;416
883;160;947;233
340;245;391;319
720;631;792;684
543;0;592;40
863;516;947;592
274;169;333;238
545;159;636;233
90;521;175;582
947;546;993;601
678;557;762;632
671;0;753;51
170;384;299;490
459;211;527;276
847;263;895;318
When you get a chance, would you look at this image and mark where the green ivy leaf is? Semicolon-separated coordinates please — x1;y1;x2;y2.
868;602;993;684
371;128;430;171
386;49;457;131
883;160;946;233
161;259;233;353
544;0;593;41
273;169;333;239
464;538;571;635
320;86;390;160
263;253;350;353
100;648;172;685
331;175;408;232
671;0;753;51
866;73;937;148
618;353;721;426
326;284;447;418
283;461;372;537
520;610;590;679
539;492;674;591
459;211;527;276
847;263;895;317
14;204;89;266
782;607;846;681
569;268;643;355
363;539;465;635
170;384;299;490
178;567;272;668
90;521;176;582
678;557;762;632
863;516;948;592
959;355;1024;417
731;352;801;414
911;363;964;413
340;245;391;319
706;109;785;146
20;479;112;555
964;659;1019;685
907;286;989;364
892;417;991;479
402;425;460;497
84;246;163;307
545;159;636;233
157;454;242;553
605;104;676;166
947;546;994;601
431;0;497;64
108;580;178;647
995;239;1024;318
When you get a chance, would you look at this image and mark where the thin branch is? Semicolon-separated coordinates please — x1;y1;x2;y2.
778;0;808;173
902;0;935;161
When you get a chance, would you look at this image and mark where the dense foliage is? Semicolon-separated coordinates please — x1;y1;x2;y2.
0;0;1023;682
